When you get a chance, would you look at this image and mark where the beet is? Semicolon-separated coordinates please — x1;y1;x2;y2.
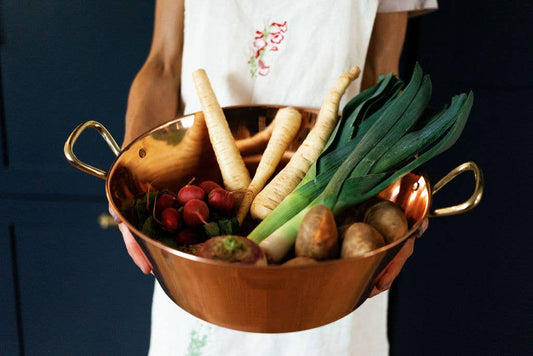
183;199;209;227
195;235;267;265
160;208;181;231
207;188;235;214
177;185;206;205
199;180;222;195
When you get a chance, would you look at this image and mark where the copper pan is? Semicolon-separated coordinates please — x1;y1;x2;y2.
64;105;483;333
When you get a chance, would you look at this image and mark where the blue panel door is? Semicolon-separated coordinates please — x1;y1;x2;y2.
0;223;19;355
2;199;154;355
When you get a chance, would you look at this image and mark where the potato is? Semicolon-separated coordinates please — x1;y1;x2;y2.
337;223;351;241
282;256;318;266
362;199;408;243
295;204;338;260
341;222;385;258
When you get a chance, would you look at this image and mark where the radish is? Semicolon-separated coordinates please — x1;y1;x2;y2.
155;193;176;214
177;185;206;205
199;180;221;195
207;188;235;214
160;208;181;231
183;199;209;227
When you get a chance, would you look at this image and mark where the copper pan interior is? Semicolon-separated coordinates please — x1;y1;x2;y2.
106;105;431;333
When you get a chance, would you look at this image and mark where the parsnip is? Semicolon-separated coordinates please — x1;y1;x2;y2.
192;69;251;193
251;66;361;220
236;107;302;224
236;120;275;156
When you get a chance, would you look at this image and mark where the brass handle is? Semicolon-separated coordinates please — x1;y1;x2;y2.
429;161;484;217
64;120;120;180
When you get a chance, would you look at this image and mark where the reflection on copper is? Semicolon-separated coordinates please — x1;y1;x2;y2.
408;175;427;206
179;115;195;129
389;179;402;202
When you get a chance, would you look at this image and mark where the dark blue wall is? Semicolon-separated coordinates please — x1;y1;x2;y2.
0;1;155;354
390;1;531;355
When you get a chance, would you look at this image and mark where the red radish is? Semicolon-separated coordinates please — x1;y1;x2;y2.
175;228;200;245
155;193;176;214
199;180;222;195
160;208;181;231
183;199;209;227
177;185;206;205
207;188;235;214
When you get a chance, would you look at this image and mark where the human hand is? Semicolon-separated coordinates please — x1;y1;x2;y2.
369;217;428;297
109;205;153;274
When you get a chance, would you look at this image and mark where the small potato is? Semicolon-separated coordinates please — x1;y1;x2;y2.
363;200;409;243
295;205;338;260
283;256;318;266
337;223;351;240
341;222;385;258
363;200;408;243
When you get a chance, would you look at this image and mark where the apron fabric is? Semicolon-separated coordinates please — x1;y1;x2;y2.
179;0;378;115
150;282;389;356
149;0;434;355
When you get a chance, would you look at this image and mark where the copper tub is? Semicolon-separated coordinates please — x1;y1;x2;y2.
64;105;483;333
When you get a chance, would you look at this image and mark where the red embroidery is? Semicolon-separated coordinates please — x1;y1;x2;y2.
249;21;287;77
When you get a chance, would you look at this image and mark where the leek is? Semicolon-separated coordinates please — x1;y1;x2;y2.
248;63;474;263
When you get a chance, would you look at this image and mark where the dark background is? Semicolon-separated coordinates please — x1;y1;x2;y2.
0;1;530;355
390;2;531;355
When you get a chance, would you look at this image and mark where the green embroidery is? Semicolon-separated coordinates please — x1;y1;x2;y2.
186;329;208;356
249;56;258;77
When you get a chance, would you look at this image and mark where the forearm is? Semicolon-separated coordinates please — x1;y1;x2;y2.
361;12;408;90
124;59;180;146
123;0;184;146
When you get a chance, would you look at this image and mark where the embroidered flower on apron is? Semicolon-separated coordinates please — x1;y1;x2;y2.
186;330;208;356
248;21;287;77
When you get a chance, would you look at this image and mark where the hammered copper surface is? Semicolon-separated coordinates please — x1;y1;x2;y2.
65;105;482;333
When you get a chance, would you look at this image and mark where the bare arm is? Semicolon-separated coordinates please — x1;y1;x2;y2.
115;0;184;274
123;0;185;145
361;11;419;296
361;12;408;90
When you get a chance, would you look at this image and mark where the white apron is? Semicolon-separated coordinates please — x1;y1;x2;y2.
151;1;387;355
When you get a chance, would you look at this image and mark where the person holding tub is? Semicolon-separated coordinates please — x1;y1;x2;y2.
114;1;438;354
